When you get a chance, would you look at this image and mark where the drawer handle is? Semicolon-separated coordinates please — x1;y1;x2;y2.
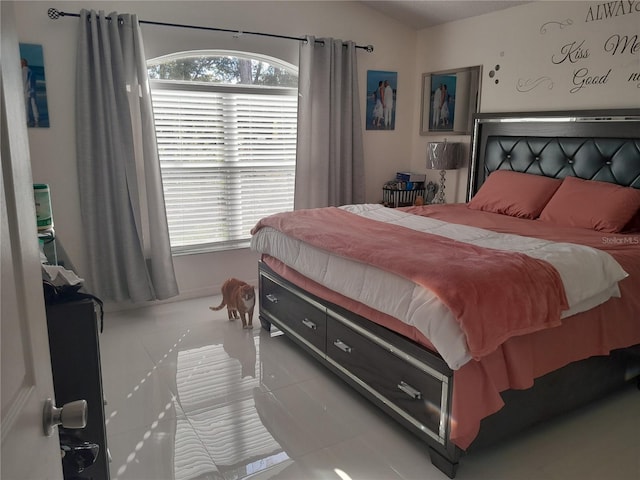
333;339;352;354
398;381;422;400
266;294;278;304
301;318;317;330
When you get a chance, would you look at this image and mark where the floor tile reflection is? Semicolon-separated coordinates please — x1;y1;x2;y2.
100;296;640;480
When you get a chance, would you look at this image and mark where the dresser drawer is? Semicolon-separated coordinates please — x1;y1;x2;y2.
326;315;443;435
260;274;327;352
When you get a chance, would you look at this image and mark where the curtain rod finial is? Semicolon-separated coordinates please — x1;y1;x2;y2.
47;8;61;19
366;45;374;53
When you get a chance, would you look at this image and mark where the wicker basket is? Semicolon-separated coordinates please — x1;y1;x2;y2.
383;187;426;208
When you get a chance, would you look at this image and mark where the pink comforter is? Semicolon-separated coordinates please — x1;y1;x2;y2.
406;204;640;448
252;207;569;360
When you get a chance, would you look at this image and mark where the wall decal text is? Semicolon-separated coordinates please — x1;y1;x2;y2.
570;68;611;93
603;33;640;55
531;3;640;94
585;1;640;23
552;40;590;64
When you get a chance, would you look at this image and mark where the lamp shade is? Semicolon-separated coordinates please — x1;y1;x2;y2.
427;142;460;170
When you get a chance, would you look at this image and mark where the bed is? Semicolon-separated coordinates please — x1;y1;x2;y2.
250;110;640;477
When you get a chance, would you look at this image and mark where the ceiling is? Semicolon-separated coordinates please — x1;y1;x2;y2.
360;0;530;30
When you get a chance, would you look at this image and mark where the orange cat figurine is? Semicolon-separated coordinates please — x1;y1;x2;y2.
210;278;256;329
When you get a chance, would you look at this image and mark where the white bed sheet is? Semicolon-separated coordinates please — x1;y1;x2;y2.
251;204;628;369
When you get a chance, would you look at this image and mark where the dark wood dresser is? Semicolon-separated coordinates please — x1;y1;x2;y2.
46;298;110;480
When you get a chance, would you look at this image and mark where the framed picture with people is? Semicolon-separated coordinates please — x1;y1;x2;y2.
366;70;397;131
19;43;50;128
420;66;482;135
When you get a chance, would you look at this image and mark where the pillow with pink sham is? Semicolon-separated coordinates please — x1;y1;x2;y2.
538;176;640;233
468;170;562;219
622;206;640;233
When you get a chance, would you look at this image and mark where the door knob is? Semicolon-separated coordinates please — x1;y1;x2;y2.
43;398;88;437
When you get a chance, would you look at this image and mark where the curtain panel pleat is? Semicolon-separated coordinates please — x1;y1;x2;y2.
294;36;365;210
76;9;178;302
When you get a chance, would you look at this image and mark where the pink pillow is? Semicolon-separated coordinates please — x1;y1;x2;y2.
468;170;562;219
623;207;640;233
538;176;640;233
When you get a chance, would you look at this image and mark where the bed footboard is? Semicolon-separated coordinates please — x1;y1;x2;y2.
258;261;461;477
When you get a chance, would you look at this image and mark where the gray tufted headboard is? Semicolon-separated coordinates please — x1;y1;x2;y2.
467;110;640;201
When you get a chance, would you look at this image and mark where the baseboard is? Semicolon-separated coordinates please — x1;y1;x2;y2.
102;276;259;313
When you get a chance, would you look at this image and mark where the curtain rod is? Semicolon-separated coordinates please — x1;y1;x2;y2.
47;8;374;53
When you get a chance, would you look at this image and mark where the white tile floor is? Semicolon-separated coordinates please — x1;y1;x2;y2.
99;295;640;480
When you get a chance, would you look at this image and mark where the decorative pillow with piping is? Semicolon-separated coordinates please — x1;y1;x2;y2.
538;176;640;233
468;170;562;219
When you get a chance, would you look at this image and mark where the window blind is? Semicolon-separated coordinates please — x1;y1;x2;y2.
151;86;297;254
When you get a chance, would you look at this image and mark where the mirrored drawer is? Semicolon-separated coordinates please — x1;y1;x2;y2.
326;315;443;435
260;274;326;352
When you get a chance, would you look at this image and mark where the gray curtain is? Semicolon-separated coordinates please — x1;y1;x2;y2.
294;36;365;210
76;10;178;302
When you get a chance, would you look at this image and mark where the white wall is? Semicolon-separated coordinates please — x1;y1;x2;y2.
15;0;640;306
410;0;640;203
14;1;417;304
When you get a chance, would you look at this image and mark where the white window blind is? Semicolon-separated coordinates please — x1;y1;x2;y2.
151;85;297;254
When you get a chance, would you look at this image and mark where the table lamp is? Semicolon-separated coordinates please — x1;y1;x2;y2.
427;141;460;203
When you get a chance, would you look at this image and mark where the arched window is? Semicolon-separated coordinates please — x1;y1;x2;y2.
148;51;298;253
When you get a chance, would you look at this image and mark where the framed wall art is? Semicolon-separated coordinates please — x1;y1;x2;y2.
366;70;397;130
19;43;50;128
420;66;481;135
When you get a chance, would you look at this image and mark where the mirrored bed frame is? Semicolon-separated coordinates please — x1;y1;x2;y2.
257;109;640;478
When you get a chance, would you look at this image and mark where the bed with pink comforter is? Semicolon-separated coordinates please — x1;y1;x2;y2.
253;203;640;449
251;110;640;477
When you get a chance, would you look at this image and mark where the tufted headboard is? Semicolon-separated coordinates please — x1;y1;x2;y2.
467;110;640;201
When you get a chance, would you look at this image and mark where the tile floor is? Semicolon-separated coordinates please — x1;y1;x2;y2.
99;295;640;480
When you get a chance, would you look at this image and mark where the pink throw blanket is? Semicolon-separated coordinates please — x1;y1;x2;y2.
252;207;569;360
